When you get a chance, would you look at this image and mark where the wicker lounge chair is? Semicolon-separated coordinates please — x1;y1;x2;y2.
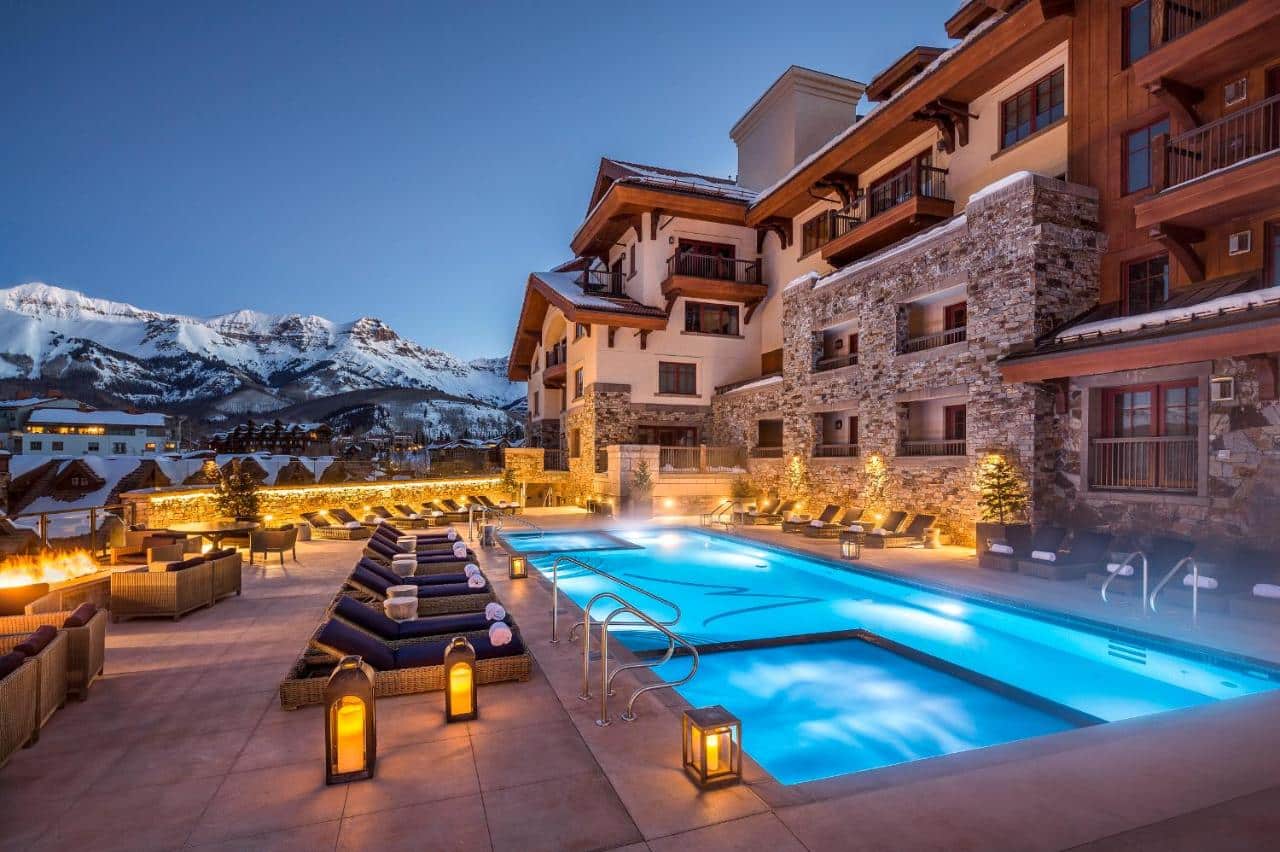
804;507;866;539
423;501;470;523
328;508;374;528
1018;530;1113;581
109;530;185;565
345;566;493;616
301;511;370;540
978;524;1045;572
1229;554;1280;621
864;513;934;548
0;627;68;742
390;504;437;527
364;535;476;569
749;499;795;525
1086;535;1194;594
1157;547;1266;614
356;557;473;588
331;594;504;642
110;557;214;622
249;527;297;566
784;505;837;534
0;605;107;700
858;511;907;547
733;497;776;525
370;526;459;552
0;655;38;766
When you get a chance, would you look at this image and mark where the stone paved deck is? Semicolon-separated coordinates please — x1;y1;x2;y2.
2;520;1278;851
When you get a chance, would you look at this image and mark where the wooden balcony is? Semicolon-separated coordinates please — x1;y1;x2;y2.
1132;0;1280;92
1135;95;1280;231
821;166;953;266
661;253;766;307
542;340;567;388
899;439;966;458
812;443;859;459
1088;437;1198;494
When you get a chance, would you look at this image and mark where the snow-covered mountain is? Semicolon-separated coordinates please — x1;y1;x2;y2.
0;283;525;437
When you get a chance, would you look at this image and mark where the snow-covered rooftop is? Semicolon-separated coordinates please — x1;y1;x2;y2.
27;409;167;427
0;396;58;409
532;272;666;318
1055;285;1280;344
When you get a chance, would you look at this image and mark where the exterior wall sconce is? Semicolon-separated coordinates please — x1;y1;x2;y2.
682;705;742;788
325;656;376;784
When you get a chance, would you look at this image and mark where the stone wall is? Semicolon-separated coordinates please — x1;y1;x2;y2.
711;174;1104;544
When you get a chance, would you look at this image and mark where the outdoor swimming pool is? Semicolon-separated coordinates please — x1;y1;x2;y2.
513;527;1280;785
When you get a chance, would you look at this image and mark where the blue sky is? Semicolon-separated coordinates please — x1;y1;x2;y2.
1;0;958;359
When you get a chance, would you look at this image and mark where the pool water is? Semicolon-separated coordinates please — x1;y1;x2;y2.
502;530;639;554
527;527;1280;785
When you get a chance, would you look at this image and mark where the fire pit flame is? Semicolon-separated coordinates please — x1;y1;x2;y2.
0;549;101;589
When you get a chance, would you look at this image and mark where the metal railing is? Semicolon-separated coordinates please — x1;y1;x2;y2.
1088;436;1197;493
802;210;861;255
666;252;762;285
749;446;784;459
656;445;746;472
579;268;624;295
544;340;567;369
699;500;735;529
1150;556;1202;625
542;449;569;471
899;439;966;457
868;164;950;218
1101;550;1149;609
10;503;135;555
466;504;542;543
815;352;859;372
1162;94;1280;189
902;326;967;354
813;443;859;458
547;554;681;645
1159;0;1243;44
594;597;700;725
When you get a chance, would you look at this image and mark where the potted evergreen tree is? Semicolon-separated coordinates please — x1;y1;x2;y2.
214;462;263;522
976;453;1028;553
627;459;654;518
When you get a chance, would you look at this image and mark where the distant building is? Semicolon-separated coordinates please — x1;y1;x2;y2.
204;420;334;455
19;409;175;456
0;396;84;452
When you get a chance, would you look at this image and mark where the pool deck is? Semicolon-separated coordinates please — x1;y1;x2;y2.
1;517;1278;850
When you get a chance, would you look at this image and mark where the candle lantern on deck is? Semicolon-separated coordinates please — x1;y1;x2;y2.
324;655;376;784
840;536;861;560
682;705;742;788
508;553;528;580
444;636;478;722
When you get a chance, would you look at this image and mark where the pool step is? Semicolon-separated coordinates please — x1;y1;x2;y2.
1107;640;1148;666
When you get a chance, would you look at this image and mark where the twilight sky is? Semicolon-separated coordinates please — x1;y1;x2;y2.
1;0;958;359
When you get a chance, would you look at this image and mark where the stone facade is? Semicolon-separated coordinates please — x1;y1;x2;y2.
711;174;1104;544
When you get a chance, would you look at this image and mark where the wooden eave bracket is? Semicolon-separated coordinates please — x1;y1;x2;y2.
913;98;973;153
744;299;763;326
755;217;792;252
663;291;680;317
814;174;859;210
1148;77;1205;129
1150;223;1206;283
649;208;664;241
607;327;617;347
637;329;650;350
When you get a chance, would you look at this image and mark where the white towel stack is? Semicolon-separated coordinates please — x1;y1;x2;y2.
489;621;513;646
384;597;417;622
848;524;864;533
810;519;825;528
484;602;506;621
373;517;387;525
1031;550;1057;562
1105;562;1133;576
463;564;481;578
386;584;417;598
430;510;444;518
446;527;458;541
989;543;1015;555
343;520;362;530
467;574;486;589
452;541;467;559
407;512;421;520
1182;574;1218;590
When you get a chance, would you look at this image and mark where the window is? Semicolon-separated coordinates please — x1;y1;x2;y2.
1122;1;1151;67
628;246;636;278
569;429;581;458
944;301;967;330
658;362;697;395
573;367;584;400
1124;255;1170;315
1124;117;1170;193
685;302;740;336
802;211;837;255
674;240;736;280
574;323;589;341
944;405;967;441
52;441;64;451
1224;77;1248;107
637;425;699;445
145;442;157;452
29;441;42;451
112;442;127;454
69;474;90;487
532;391;540;417
757;419;783;448
87;442;99;452
1095;381;1199;491
1001;68;1065;149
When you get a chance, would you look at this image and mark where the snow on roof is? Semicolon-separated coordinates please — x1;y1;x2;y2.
718;374;784;396
0;396;57;409
532;271;666;317
605;160;758;203
27;409;167;427
796;214;968;294
17;455;144;514
1054;285;1280;344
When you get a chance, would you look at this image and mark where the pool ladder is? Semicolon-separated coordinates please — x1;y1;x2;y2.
1101;551;1201;625
699;500;735;530
548;555;697;725
466;505;544;542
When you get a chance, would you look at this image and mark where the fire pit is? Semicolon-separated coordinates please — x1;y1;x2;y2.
0;550;112;615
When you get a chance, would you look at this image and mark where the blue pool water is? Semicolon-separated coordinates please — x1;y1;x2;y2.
502;530;638;554
527;527;1280;785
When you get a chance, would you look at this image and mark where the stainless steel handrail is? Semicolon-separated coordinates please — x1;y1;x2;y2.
1149;555;1200;624
699;500;733;528
1101;550;1148;608
549;554;680;645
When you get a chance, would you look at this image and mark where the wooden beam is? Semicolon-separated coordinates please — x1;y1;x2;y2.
607;327;616;348
744;300;762;326
664;291;680;317
638;330;649;350
913;99;973;153
755;217;791;252
1150;223;1206;283
815;174;859;209
649;208;663;241
1148;77;1204;129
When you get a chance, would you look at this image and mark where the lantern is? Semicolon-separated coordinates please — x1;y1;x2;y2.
508;554;528;579
324;656;376;784
841;536;862;560
682;706;742;788
444;636;478;722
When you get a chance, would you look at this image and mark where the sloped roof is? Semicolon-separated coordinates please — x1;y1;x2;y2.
27;409;167;427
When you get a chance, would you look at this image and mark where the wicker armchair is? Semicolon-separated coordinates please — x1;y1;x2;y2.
0;609;107;700
209;550;244;600
110;560;214;622
0;630;68;742
249;526;298;566
0;659;38;767
109;530;191;565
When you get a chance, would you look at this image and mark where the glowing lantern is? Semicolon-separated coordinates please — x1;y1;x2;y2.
444;636;477;722
841;536;862;560
324;656;376;784
682;705;742;788
508;554;528;580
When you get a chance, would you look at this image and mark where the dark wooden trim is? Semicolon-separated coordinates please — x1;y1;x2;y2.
1150;224;1206;283
1147;78;1204;130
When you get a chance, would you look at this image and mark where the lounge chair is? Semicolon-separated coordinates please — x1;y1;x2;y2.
370;527;461;554
423;501;470;523
1018;530;1113;581
750;499;796;526
1086;535;1195;595
0;626;68;742
978;524;1045;572
393;504;439;527
0;655;37;766
108;529;188;565
330;594;506;642
864;513;935;548
1154;547;1266;614
804;507;866;539
858;511;905;546
345;566;493;617
356;557;475;588
363;536;476;572
301;511;370;540
109;556;215;622
0;603;107;700
784;505;837;534
328;508;374;528
1229;552;1280;621
733;497;776;525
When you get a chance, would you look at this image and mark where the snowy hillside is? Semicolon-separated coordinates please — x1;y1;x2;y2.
0;283;525;436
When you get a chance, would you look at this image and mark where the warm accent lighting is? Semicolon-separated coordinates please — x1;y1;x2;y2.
508;554;527;579
325;656;376;784
682;705;742;788
444;636;478;722
841;537;861;560
663;498;676;510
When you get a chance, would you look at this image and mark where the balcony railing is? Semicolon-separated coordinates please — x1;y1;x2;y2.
545;340;567;369
813;443;859;458
1159;0;1243;44
868;165;950;218
543;449;568;471
1161;94;1280;189
1088;436;1198;493
902;326;967;354
579;269;624;295
595;449;608;473
657;445;747;472
815;353;859;372
899;439;967;457
666;253;762;285
802;210;861;255
749;446;784;459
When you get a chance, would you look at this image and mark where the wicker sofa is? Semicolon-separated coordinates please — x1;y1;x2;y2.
0;629;68;743
0;657;38;768
110;558;214;622
208;549;244;600
0;607;107;700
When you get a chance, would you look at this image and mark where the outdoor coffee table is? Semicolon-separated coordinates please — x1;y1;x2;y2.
166;520;260;550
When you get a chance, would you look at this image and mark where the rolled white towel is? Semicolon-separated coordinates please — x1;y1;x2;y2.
430;510;444;518
408;513;421;520
871;528;887;536
374;517;387;525
446;527;458;541
489;620;513;646
1253;583;1280;600
383;596;418;621
785;514;800;523
386;584;417;598
452;541;467;559
484;602;507;621
1031;550;1057;562
1182;574;1218;590
848;524;864;533
497;501;509;508
344;520;362;529
989;543;1014;555
810;519;825;528
1106;562;1133;576
467;574;486;589
463;563;481;578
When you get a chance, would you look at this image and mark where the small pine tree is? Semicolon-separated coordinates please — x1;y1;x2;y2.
501;466;520;500
214;461;262;519
730;476;756;502
630;459;653;496
977;454;1027;525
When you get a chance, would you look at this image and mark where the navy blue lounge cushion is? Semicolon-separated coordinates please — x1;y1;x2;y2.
63;602;98;628
367;538;398;559
414;582;482;598
334;595;400;639
393;631;525;669
360;558;468;587
0;651;25;680
314;618;395;670
351;565;392;594
166;556;206;573
396;611;494;639
14;625;58;656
